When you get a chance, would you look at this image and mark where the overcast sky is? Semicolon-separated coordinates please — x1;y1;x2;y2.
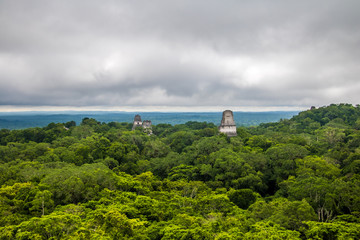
0;0;359;112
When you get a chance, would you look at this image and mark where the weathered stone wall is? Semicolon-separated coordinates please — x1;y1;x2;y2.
219;110;237;137
219;125;237;136
132;114;142;130
132;115;152;134
142;120;152;128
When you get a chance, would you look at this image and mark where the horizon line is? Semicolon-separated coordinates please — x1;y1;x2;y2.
0;105;308;113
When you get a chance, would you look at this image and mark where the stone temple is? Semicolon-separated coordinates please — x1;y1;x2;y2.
219;110;237;137
142;120;153;135
132;115;153;134
142;120;152;129
132;114;143;130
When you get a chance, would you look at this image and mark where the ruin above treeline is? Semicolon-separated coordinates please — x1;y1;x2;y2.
132;110;237;137
218;110;237;137
131;114;153;135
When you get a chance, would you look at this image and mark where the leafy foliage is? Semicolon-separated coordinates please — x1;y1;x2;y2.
1;104;360;239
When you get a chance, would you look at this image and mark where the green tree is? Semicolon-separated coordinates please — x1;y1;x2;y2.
30;190;54;216
143;139;171;159
266;144;309;185
243;221;301;240
228;189;257;209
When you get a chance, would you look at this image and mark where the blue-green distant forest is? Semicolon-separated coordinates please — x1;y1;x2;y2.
0;111;298;130
1;104;360;239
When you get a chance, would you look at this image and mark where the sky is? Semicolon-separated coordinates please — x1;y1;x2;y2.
0;0;359;112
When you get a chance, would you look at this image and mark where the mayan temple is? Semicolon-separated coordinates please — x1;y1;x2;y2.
132;115;153;134
132;114;142;130
218;110;237;137
142;120;152;129
142;120;153;135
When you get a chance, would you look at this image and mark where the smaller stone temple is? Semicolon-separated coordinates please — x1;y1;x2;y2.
219;110;237;137
142;120;152;129
142;120;153;135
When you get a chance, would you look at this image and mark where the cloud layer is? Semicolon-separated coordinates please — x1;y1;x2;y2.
1;0;360;110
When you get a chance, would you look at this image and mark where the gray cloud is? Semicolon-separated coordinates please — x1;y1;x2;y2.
0;0;360;110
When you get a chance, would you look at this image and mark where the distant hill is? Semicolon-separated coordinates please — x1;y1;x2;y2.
256;103;360;134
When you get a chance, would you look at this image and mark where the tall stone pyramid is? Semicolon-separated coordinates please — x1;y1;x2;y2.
218;110;237;137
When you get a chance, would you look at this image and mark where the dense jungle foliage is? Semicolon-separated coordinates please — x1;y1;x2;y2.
0;103;360;239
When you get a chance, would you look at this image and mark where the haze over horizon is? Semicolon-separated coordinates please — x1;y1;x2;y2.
1;0;359;112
